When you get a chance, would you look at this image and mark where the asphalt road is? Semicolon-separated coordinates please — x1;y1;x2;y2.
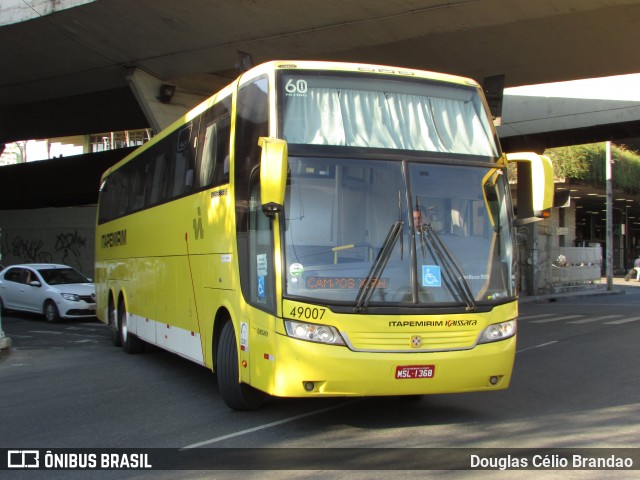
1;285;639;479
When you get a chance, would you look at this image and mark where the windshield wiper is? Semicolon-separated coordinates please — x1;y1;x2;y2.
355;221;403;312
421;223;477;311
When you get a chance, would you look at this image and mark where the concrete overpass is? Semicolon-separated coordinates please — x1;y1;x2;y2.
2;0;640;148
499;76;640;153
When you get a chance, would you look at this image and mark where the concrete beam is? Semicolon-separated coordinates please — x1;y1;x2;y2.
125;68;206;134
498;77;640;151
0;0;96;26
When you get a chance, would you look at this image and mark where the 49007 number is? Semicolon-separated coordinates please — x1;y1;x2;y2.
288;306;326;321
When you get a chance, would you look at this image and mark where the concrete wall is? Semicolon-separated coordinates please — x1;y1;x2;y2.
0;206;96;278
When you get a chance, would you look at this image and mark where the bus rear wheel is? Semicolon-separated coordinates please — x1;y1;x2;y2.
118;299;144;354
109;298;122;347
217;321;265;411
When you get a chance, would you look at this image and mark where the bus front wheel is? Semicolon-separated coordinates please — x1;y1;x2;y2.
217;321;265;411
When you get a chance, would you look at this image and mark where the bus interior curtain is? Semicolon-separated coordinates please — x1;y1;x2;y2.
283;88;494;156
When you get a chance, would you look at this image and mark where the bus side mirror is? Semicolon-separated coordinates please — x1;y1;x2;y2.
258;137;288;216
506;152;554;225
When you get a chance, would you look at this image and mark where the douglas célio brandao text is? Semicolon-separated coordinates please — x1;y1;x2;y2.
470;453;634;470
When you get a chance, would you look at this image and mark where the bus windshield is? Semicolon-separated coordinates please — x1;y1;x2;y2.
281;71;498;157
283;157;515;307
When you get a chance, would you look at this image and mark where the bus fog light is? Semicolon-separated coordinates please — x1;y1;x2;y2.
478;320;516;344
304;382;315;392
285;320;345;345
490;376;499;385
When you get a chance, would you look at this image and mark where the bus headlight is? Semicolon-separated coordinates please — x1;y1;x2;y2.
284;320;345;345
478;320;517;344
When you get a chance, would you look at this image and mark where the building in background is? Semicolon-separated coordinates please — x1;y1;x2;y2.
0;129;151;165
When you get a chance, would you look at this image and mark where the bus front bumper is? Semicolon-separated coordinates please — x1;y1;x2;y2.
265;333;516;398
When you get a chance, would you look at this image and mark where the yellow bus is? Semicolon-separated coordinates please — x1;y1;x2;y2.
95;61;553;410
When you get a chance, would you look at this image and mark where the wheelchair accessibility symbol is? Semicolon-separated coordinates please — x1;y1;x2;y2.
422;266;442;287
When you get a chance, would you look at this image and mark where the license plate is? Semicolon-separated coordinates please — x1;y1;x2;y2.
395;365;435;379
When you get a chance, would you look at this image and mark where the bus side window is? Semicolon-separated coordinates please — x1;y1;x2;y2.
128;156;147;212
196;98;231;189
235;76;269;230
235;75;269;309
148;151;168;206
98;175;113;223
171;123;195;198
142;152;155;207
216;114;231;184
112;170;129;216
199;122;218;187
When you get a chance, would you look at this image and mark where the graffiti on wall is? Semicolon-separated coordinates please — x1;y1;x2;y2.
11;236;53;263
1;229;92;274
55;231;88;264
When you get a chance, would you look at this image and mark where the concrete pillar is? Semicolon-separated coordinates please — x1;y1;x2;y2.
0;227;11;350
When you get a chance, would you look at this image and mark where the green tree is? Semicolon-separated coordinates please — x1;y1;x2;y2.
544;143;640;194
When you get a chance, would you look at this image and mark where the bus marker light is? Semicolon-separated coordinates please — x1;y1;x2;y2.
241;360;248;368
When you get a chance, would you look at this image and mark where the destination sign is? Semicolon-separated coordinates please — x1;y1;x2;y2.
305;277;388;289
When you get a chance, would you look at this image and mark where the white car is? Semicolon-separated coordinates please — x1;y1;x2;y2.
0;263;96;322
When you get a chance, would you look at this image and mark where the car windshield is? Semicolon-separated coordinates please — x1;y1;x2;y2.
38;268;89;285
283;156;515;308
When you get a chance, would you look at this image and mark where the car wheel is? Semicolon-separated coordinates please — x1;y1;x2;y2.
216;321;265;410
108;298;122;347
118;299;144;354
44;301;60;323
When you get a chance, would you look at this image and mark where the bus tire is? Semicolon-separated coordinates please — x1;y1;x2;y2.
108;297;122;347
217;321;265;411
118;299;144;354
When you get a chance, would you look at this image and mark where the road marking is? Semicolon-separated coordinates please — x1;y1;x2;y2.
606;316;640;325
182;400;359;449
567;315;623;324
530;315;583;324
519;314;554;320
517;341;558;353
